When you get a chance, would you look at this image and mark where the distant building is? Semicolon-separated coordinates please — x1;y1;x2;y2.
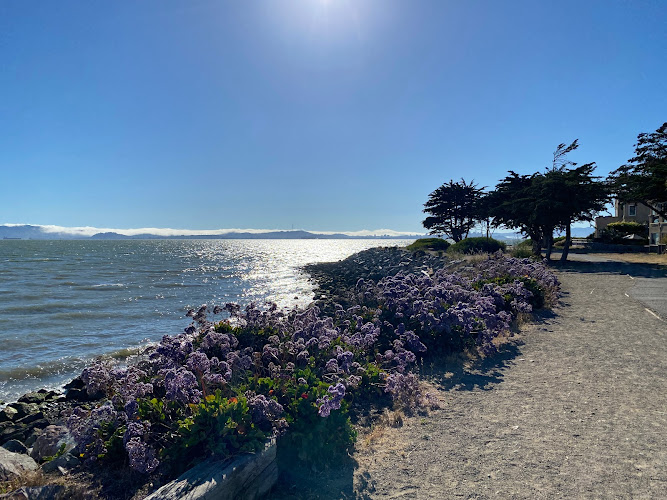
595;200;666;252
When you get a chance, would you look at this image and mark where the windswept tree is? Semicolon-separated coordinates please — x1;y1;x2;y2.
543;163;610;261
486;140;609;261
422;179;484;242
608;122;667;217
485;172;549;256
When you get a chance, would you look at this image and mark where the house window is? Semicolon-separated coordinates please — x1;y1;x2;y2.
650;232;659;245
628;205;637;217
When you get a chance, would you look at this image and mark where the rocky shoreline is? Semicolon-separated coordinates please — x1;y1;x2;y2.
0;246;453;499
305;246;454;314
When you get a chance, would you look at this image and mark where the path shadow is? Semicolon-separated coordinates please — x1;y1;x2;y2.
549;259;667;278
421;341;523;393
271;455;359;499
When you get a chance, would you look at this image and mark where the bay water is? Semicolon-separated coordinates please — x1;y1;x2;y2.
0;239;410;403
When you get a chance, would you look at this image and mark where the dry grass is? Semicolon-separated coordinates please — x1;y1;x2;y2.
592;252;667;266
0;470;97;498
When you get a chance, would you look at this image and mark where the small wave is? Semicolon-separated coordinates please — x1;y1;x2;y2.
80;283;125;290
0;343;152;383
0;357;88;381
11;302;76;314
152;282;191;288
51;311;125;320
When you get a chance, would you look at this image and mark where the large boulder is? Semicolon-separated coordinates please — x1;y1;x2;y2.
145;438;277;500
30;426;73;462
40;453;79;474
0;447;38;481
0;485;65;500
1;440;28;455
0;407;18;423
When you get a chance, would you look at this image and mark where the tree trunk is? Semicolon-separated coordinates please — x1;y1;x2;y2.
529;230;542;257
560;223;572;262
544;232;554;262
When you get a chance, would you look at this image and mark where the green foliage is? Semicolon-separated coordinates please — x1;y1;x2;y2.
472;276;546;309
600;221;649;245
608;122;667;218
606;221;648;237
485;141;609;261
215;322;277;354
448;237;506;255
279;399;356;464
510;245;533;258
42;443;68;463
422;179;485;242
406;238;451;252
169;392;268;471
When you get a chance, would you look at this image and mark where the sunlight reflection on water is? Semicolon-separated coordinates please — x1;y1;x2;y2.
0;239;410;401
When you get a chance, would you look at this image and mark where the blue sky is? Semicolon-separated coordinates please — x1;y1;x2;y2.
1;0;665;233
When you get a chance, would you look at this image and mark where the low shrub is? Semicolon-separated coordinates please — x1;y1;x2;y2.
406;238;450;252
448;237;506;255
606;221;648;237
510;246;533;258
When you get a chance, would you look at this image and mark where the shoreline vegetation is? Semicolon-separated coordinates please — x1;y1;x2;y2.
0;245;560;499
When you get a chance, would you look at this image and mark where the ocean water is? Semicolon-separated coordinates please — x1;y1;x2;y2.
0;239;410;403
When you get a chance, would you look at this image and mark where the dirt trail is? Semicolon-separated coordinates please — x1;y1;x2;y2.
348;262;667;499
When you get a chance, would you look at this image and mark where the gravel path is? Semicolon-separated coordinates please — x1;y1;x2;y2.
349;259;667;499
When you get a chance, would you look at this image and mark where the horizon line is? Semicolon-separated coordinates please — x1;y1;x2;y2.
0;223;426;238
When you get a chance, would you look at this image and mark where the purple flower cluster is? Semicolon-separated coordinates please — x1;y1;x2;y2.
246;393;285;425
125;437;159;474
384;372;422;411
317;383;346;417
66;402;120;462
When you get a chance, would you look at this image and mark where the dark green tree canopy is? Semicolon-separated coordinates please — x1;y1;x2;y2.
609;122;667;217
485;140;609;261
422;179;484;242
484;171;547;255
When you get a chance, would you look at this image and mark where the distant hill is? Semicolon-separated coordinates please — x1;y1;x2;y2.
0;225;82;240
1;224;594;241
0;225;422;240
89;230;416;240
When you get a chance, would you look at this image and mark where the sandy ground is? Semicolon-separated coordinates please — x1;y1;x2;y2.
272;256;667;499
581;252;667;266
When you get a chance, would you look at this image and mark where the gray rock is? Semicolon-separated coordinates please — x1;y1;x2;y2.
145;438;278;500
41;453;79;474
64;388;88;402
2;440;28;455
17;393;49;405
0;484;65;500
24;428;43;448
0;447;38;481
0;407;18;423
6;403;38;420
16;412;45;427
30;426;73;462
1;423;27;443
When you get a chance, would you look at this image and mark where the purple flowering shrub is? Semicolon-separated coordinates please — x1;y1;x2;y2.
67;254;558;474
